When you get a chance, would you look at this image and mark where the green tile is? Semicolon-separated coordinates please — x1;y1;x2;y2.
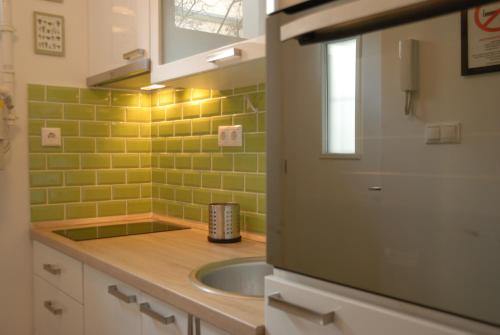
174;120;191;136
111;91;140;107
82;186;112;201
245;133;265;152
140;93;152;107
152;138;166;152
247;92;266;112
167;171;183;185
111;123;139;137
234;114;257;132
127;108;151;122
158;89;174;105
192;154;211;170
258;112;266;131
184;172;201;187
244;214;266;234
184;205;202;221
31;205;65;222
192;118;210;135
258;83;266;91
222;95;244;115
211;89;223;98
29;138;62;153
258;194;266;214
96;138;125;153
127;139;151;153
201;100;221;117
29;154;46;170
140;124;151;137
201;210;209;223
48;187;80;203
183;137;200;152
29;120;45;135
211;190;232;203
81;122;109;137
96;106;125;121
192;89;211;100
211;116;232;134
193;190;211;205
234;154;258;172
153;199;167;215
219;88;233;97
175;89;192;103
234;85;257;94
127;199;152;214
152;185;160;198
222;145;243;153
165;104;182;120
67;203;97;219
29;102;63;119
176;188;192;203
212;154;233;171
201;135;219;152
258;154;266;173
28;84;45;101
47;154;80;169
159;154;175;168
167;138;182;152
97;170;126;185
183;103;200;119
47;86;79;103
202;173;221;189
112;154;140;168
64;104;94;120
46;121;79;136
81;154;110;169
152;123;160;137
175;154;191;169
223;174;245;191
65;170;96;186
80;89;110;105
233;192;257;211
150;155;159;168
159;186;175;200
168;202;184;218
152;169;166;183
31;189;46;205
98;201;127;217
151;107;165;121
113;184;140;199
246;174;266;193
158;122;174;136
127;169;151;183
64;138;95;153
30;172;63;187
141;184;152;198
141;154;152;168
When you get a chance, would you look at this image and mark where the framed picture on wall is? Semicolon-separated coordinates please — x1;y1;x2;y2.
34;12;65;57
461;1;500;76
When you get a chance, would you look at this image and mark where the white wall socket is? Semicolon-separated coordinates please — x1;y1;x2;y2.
41;127;62;147
218;125;242;147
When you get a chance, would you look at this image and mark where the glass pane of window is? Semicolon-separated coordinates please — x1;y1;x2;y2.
327;38;358;154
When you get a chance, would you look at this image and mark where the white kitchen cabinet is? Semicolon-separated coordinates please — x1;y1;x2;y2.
199;320;231;335
140;293;189;335
88;0;150;76
84;265;142;335
34;275;83;335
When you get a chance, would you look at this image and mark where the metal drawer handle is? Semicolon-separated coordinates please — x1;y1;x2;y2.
207;47;242;63
368;186;382;191
44;301;63;315
43;264;61;275
268;293;335;326
107;285;137;304
140;303;175;325
123;48;146;61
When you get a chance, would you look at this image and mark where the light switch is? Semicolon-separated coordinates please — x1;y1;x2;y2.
425;122;461;145
440;123;461;144
425;125;440;144
41;127;61;147
218;125;242;147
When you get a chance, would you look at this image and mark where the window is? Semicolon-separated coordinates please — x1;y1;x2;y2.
325;37;360;156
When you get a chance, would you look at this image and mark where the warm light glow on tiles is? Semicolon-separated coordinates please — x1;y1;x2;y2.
140;84;166;91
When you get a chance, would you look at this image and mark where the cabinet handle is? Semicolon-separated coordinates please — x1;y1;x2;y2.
188;315;201;335
207;47;242;63
107;285;137;304
268;293;336;326
44;301;63;316
43;264;61;275
123;48;146;61
140;303;175;325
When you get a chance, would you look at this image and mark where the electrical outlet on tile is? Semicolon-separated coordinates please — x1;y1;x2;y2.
41;127;61;147
218;125;242;147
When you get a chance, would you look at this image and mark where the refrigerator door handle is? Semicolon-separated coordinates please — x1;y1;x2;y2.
268;292;336;325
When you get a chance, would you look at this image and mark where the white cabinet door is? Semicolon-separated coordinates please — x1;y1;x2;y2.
140;293;189;335
34;276;83;335
199;320;231;335
84;265;141;335
88;0;150;76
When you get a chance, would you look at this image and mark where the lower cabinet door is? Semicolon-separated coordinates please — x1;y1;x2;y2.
199;320;231;335
34;275;83;335
84;265;141;335
140;293;189;335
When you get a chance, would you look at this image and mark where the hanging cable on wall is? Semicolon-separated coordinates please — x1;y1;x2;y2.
399;39;419;116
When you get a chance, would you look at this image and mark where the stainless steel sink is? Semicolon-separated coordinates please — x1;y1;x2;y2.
190;257;272;298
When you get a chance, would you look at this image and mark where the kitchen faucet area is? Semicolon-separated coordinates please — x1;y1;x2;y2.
1;1;500;335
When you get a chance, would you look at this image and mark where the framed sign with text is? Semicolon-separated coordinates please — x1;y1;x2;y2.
461;1;500;75
34;12;65;57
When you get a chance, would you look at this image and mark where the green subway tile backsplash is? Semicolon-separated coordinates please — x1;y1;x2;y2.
28;83;266;234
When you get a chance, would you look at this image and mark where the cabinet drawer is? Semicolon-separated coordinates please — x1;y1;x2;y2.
33;241;83;303
34;275;83;335
265;276;468;335
140;293;189;335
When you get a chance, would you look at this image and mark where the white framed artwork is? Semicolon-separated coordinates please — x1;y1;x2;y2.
34;11;65;57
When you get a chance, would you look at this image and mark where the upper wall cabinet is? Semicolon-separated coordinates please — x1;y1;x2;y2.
88;0;150;76
150;0;266;88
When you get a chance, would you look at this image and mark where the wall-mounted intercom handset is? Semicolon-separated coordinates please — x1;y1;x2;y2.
399;39;419;115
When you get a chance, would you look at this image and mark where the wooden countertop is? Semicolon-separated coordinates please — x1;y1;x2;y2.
31;221;266;335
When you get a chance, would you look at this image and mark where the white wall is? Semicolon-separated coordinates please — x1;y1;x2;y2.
0;0;87;333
